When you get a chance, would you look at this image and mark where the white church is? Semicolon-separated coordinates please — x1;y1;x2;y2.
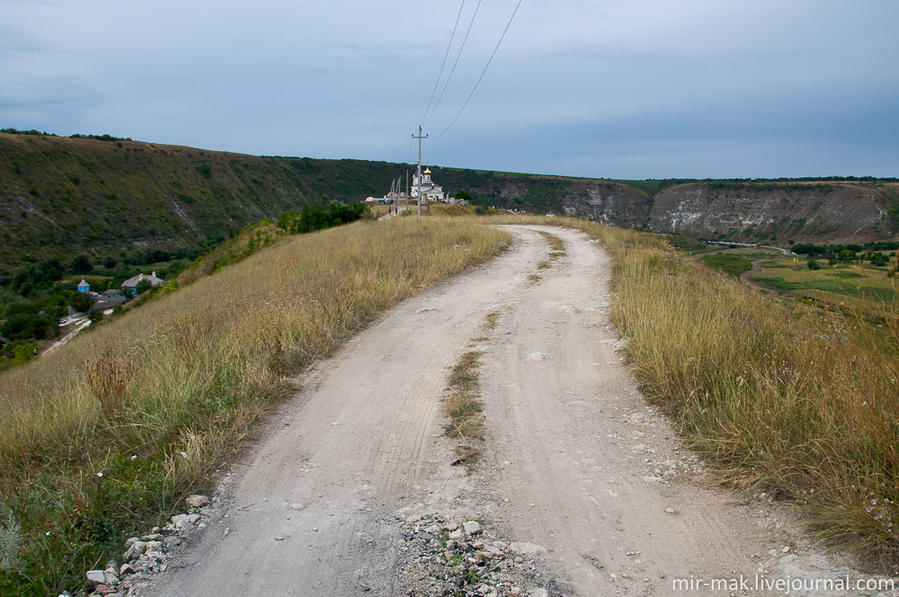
410;167;445;202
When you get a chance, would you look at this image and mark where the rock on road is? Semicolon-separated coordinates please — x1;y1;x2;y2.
140;226;862;597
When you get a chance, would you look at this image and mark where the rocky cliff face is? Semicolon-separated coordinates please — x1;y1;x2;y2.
551;180;897;244
645;182;895;243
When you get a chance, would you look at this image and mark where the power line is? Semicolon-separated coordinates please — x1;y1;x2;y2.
429;0;484;121
440;0;524;136
420;0;466;124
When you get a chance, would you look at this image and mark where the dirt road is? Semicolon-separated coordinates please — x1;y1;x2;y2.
139;226;875;596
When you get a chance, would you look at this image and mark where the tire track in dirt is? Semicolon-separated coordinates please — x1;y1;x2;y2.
136;226;887;597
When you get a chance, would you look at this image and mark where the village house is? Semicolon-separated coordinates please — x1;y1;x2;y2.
122;271;164;296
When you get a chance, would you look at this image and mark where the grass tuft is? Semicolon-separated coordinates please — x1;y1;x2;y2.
443;351;485;439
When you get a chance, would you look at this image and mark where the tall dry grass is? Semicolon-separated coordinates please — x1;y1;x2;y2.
0;217;509;595
489;213;899;567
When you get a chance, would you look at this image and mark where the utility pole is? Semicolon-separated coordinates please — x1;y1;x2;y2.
412;125;428;216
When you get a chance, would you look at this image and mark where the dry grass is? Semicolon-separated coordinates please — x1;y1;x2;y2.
487;213;899;568
0;217;510;595
442;310;505;444
537;230;566;256
531;230;566;273
443;351;486;439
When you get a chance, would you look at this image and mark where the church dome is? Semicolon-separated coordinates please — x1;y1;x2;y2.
424;167;431;175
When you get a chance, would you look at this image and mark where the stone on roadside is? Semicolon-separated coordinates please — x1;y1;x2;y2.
119;563;134;576
171;514;189;528
162;535;182;550
85;570;106;584
463;521;482;536
143;540;163;553
123;541;146;561
448;529;464;541
509;541;548;555
405;514;422;524
103;567;118;586
185;494;210;508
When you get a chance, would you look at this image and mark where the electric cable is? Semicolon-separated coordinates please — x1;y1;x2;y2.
421;0;466;124
429;0;484;121
440;0;523;136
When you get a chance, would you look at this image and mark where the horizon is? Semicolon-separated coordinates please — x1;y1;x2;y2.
4;127;898;184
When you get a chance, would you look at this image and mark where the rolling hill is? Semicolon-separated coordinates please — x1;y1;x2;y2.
1;130;896;269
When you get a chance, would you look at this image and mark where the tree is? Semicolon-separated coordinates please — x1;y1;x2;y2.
70;254;93;274
72;293;92;313
135;279;153;295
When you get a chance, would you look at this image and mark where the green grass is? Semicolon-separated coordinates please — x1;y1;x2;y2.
700;253;753;277
0;217;510;596
748;255;896;319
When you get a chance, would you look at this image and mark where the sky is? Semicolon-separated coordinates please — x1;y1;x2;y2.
1;0;897;179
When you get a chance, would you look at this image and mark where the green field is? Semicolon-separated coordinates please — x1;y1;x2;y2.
701;248;897;318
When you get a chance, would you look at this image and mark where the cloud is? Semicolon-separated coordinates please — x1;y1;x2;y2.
0;0;896;177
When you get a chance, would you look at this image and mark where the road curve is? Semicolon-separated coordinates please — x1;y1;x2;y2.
140;226;819;596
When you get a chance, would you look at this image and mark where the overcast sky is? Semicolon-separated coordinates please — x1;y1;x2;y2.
1;0;897;178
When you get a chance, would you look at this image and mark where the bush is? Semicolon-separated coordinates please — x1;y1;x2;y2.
72;293;92;313
807;259;822;270
276;202;369;234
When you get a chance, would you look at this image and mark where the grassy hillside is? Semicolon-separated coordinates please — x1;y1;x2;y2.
0;131;407;269
0;216;509;596
2;130;896;272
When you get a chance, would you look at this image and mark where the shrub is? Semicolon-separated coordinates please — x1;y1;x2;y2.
276;202;369;234
807;259;822;270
